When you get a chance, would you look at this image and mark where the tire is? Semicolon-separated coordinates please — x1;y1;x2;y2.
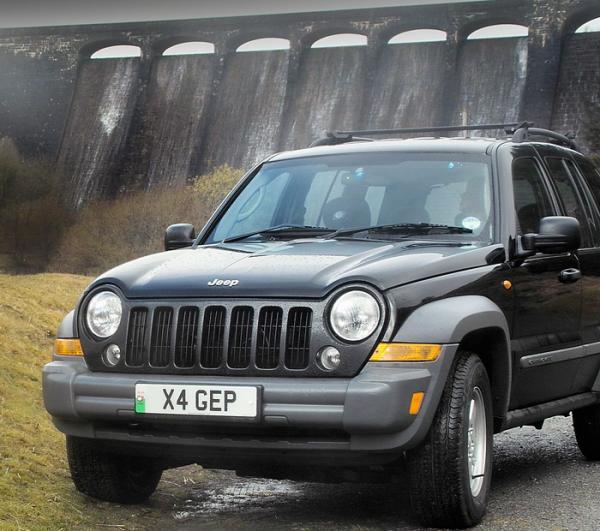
66;436;163;504
573;403;600;460
407;351;494;529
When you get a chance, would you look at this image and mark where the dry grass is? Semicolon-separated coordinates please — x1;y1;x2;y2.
0;274;91;529
0;274;201;530
51;165;242;276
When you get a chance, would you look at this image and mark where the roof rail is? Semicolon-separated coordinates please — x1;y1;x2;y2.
309;122;527;147
309;132;374;147
511;123;579;151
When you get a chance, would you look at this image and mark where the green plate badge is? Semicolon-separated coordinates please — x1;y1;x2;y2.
135;389;145;413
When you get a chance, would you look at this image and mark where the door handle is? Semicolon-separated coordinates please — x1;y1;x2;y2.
559;268;582;283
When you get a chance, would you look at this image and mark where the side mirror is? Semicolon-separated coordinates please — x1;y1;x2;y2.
521;216;580;254
165;223;196;251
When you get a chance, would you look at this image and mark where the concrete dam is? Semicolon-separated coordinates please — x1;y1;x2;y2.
0;0;598;208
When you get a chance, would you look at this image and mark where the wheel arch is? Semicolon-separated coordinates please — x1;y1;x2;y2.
459;327;511;432
391;295;512;431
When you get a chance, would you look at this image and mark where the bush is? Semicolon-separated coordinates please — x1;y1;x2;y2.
51;165;242;275
0;138;71;272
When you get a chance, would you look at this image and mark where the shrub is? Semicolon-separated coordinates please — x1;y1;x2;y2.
0;138;71;272
51;165;242;275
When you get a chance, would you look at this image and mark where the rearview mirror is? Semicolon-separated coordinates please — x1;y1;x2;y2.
165;223;196;251
521;216;580;254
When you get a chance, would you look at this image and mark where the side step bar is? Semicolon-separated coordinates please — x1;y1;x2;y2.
503;392;600;430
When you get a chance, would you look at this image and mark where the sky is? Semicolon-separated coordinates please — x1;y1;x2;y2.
0;0;482;28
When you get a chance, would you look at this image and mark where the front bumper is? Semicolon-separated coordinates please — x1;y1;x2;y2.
43;345;457;459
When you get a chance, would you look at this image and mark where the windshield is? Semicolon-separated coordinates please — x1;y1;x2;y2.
205;152;493;244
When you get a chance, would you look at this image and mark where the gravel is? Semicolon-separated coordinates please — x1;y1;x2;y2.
154;415;600;530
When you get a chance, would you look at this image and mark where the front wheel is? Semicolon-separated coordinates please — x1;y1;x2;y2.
407;351;493;528
67;436;163;504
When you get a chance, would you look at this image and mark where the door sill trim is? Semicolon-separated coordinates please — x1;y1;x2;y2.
503;392;599;430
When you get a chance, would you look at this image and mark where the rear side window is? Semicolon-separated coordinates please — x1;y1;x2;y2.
545;157;592;247
512;158;553;235
577;158;600;209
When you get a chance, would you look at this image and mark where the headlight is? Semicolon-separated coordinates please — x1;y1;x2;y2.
86;291;122;338
329;290;381;342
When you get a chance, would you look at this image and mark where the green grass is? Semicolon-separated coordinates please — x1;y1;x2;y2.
0;274;200;530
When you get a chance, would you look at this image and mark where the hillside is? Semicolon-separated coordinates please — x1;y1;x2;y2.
0;274;197;530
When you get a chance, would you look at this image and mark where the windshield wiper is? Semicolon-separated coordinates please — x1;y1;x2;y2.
328;223;473;239
222;224;334;243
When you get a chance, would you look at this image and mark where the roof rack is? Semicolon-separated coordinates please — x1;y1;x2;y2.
309;122;526;147
511;124;579;151
309;122;580;151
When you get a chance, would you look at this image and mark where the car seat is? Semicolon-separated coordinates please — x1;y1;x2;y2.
322;196;371;229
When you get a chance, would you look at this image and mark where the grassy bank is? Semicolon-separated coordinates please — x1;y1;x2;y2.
0;274;201;530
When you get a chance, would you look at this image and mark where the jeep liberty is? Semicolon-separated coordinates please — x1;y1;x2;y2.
43;123;600;528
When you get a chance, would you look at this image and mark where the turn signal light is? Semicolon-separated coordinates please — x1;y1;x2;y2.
370;343;442;362
55;338;84;356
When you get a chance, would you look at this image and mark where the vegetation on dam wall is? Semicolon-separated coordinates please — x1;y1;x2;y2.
0;149;242;274
51;164;242;275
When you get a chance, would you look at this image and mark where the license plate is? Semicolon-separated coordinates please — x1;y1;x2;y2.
134;384;258;418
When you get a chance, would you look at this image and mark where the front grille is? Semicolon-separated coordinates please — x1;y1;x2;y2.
256;307;283;369
228;307;254;368
124;303;313;373
149;307;173;367
285;308;312;369
201;306;226;368
174;307;199;367
126;308;148;366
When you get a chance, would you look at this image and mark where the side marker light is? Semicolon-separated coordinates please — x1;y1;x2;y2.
410;392;425;415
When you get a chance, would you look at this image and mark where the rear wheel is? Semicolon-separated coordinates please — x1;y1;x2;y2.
573;403;600;460
407;351;493;528
67;436;163;504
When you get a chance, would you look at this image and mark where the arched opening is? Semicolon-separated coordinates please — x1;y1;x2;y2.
236;38;290;52
90;45;142;59
388;29;447;44
162;41;215;56
311;33;367;48
575;17;600;33
467;24;528;40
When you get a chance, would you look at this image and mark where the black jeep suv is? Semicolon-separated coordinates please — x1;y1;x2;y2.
43;123;600;528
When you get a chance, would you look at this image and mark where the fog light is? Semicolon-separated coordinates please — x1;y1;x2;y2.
318;346;341;371
103;344;121;367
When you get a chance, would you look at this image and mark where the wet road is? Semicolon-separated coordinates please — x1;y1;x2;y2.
152;416;600;530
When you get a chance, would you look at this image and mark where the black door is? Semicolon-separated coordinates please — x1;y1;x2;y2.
565;154;600;392
509;155;582;409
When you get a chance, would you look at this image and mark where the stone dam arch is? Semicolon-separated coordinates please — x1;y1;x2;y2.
0;0;598;208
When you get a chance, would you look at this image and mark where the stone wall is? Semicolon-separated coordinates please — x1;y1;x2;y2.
0;0;598;207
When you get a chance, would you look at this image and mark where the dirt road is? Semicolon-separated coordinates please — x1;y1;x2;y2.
129;415;600;530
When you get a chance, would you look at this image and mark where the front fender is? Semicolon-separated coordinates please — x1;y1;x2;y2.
391;295;512;430
57;310;77;338
392;295;510;345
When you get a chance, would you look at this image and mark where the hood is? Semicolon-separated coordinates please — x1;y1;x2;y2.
91;239;502;299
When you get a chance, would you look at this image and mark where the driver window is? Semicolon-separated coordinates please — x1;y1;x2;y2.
512;158;553;235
